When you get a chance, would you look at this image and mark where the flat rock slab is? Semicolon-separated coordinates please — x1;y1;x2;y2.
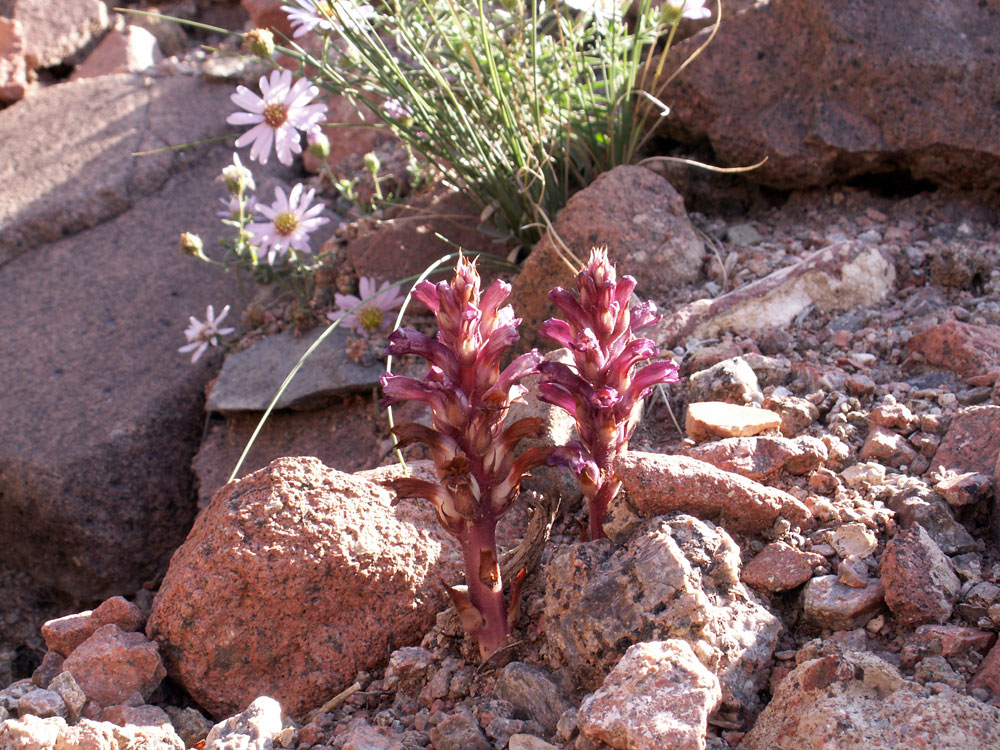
655;242;895;348
0;73;238;264
205;326;386;413
685;401;782;442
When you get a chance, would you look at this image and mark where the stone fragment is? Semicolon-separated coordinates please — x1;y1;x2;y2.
0;16;28;102
860;425;919;468
427;709;491;750
47;672;86;722
0;679;38;713
741;646;1000;750
4;0;109;70
63;624;166;707
888;491;976;555
740;542;825;593
508;735;560;750
685;402;782;442
969;641;1000;698
881;525;960;627
870;402;918;434
41;611;97;657
836;556;868;589
935;472;994;507
907;322;1000;380
656;242;895;348
912;625;996;659
617;452;813;534
204;696;283;750
17;688;67;719
31;650;64;688
146;458;463;720
577;640;722;750
683;435;828;482
828;523;877;559
164;706;214;749
70;26;162;80
493;662;571;736
384;647;435;695
511;165;703;351
205;325;386;413
929;405;1000;477
0;714;65;748
544;515;781;713
687;357;762;405
339;719;406;750
112;719;186;749
659;0;1000;191
92;596;145;632
101;704;171;727
801;576;885;630
761;394;819;437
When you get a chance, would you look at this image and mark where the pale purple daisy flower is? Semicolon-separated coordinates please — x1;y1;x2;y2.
329;276;406;335
281;0;377;39
179;305;236;363
227;69;327;166
665;0;712;21
247;184;330;264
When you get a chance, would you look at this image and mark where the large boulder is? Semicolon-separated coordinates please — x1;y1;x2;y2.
146;457;464;720
0;72;308;602
661;0;1000;190
543;514;782;714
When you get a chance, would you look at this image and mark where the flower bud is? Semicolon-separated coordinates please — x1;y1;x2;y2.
179;232;204;257
363;151;381;176
242;28;275;59
307;129;331;159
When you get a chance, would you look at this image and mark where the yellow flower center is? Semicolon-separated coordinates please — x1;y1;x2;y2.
263;102;289;128
358;305;384;333
274;212;299;236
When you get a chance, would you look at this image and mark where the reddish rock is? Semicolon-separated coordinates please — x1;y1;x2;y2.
935;472;994;507
969;641;1000;697
907;321;1000;380
577;640;722;750
2;0;109;70
859;424;919;469
0;17;28;102
92;597;144;633
100;704;171;727
931;406;1000;477
617;452;813;534
41;611;97;657
845;372;876;397
685;402;782;442
741;542;825;593
241;0;294;37
655;242;895;348
683;435;828;482
510;165;703;351
62;624;166;708
146;457;465;720
660;0;1000;191
912;625;996;659
70;26;162;80
341;720;406;750
881;525;961;627
31;650;64;689
870;402;918;434
836;556;869;589
801;576;885;630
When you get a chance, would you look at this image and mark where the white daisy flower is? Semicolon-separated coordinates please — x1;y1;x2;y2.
329;276;406;335
664;0;712;21
179;305;236;363
247;184;330;264
281;0;377;38
227;69;328;166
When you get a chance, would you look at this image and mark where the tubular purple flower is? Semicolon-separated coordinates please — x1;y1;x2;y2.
381;254;550;659
539;247;681;540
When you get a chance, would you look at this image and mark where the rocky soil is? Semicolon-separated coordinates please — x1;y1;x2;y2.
3;1;1000;749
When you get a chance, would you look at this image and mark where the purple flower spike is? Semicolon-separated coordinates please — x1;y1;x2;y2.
381;254;552;659
540;247;680;540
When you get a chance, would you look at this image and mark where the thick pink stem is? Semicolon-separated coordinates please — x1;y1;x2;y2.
460;516;509;658
588;480;618;541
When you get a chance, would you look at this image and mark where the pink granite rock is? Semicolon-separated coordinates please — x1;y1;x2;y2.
92;596;144;632
912;625;996;659
930;406;1000;477
40;611;97;657
70;26;162;80
934;472;994;507
801;576;885;630
685;402;783;442
907;321;1000;380
870;402;918;434
578;640;722;750
970;640;1000;698
100;704;171;727
859;425;919;469
741;542;826;593
146;457;464;720
682;435;828;482
0;17;28;102
617;452;813;533
880;525;961;627
62;624;166;707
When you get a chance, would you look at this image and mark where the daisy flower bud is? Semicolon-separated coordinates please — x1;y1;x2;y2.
242;28;275;59
539;247;679;540
221;152;255;195
380;255;551;659
179;232;204;257
307;128;331;159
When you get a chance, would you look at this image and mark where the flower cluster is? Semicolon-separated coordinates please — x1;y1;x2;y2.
380;255;552;658
539;248;679;539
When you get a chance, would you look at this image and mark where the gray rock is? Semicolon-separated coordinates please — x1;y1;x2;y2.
493;662;572;736
543;514;782;713
726;223;763;246
801;575;885;631
164;705;214;749
204;696;283;750
688;356;762;405
428;709;491;750
205;325;386;413
47;672;86;722
17;688;66;719
888;492;977;555
0;678;37;713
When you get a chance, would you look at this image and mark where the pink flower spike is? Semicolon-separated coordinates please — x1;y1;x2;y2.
228;69;327;166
